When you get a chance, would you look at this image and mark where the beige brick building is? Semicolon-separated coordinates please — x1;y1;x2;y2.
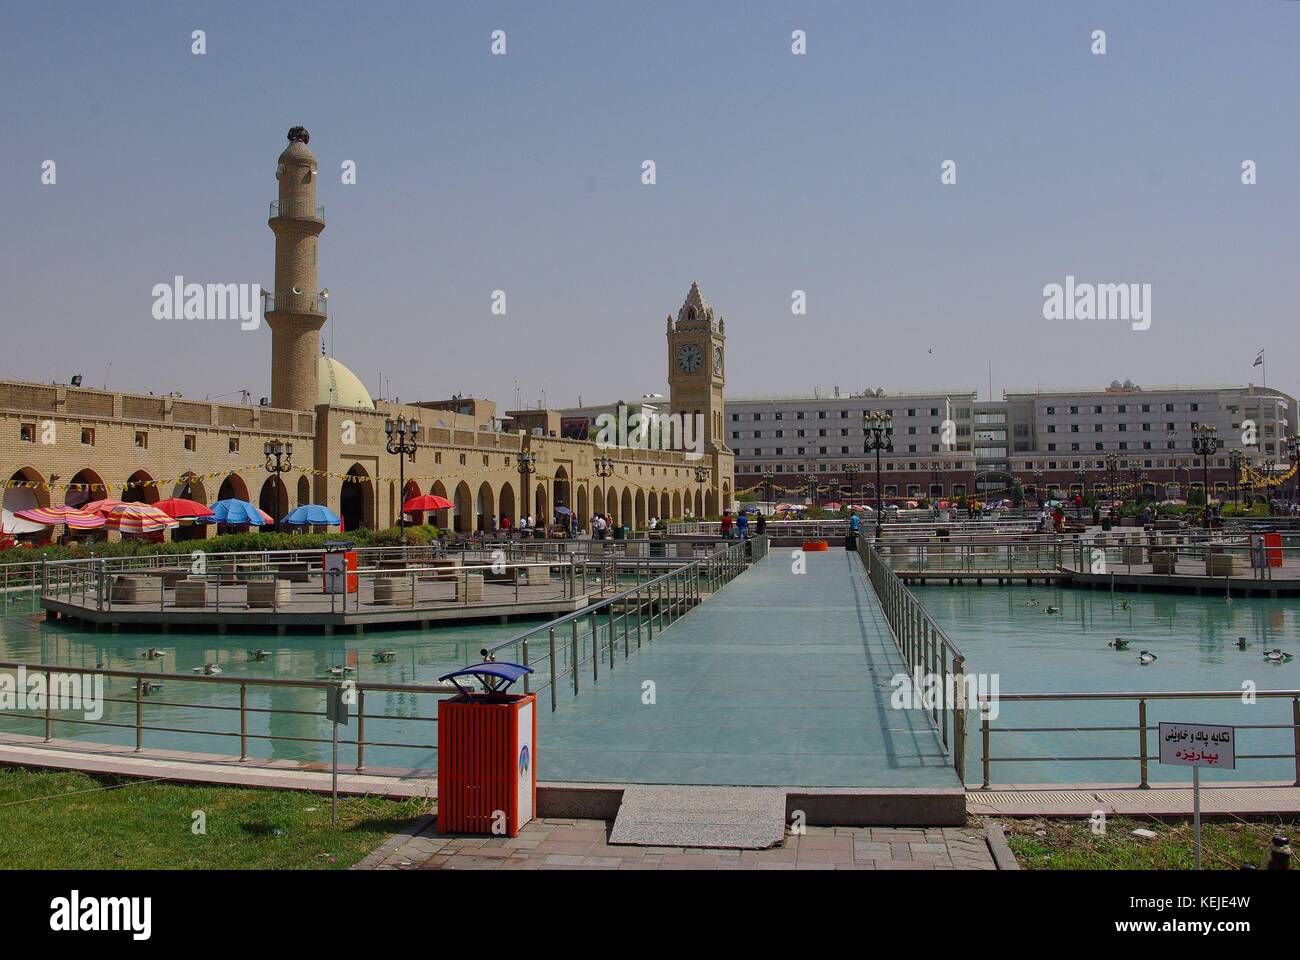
0;128;733;539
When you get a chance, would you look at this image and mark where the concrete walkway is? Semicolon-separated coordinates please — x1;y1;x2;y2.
354;817;996;870
538;549;959;788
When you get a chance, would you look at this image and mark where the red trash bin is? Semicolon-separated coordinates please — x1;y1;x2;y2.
437;660;536;837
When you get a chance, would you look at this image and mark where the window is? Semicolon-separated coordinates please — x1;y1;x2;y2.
135;431;148;449
183;434;197;451
20;423;36;443
81;428;95;446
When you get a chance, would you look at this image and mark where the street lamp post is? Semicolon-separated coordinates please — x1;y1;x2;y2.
1288;435;1300;508
844;463;859;509
761;469;775;513
694;465;710;519
1192;424;1219;529
1033;470;1045;507
384;416;419;544
863;411;893;538
1104;453;1120;504
1228;450;1244;507
263;439;293;531
517;451;538;533
594;454;614;526
1074;468;1085;519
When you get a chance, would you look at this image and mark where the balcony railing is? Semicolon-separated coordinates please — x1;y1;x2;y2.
262;290;327;316
268;199;325;222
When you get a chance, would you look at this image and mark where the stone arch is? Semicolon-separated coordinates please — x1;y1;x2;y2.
722;481;730;513
694;489;703;517
621;488;633;527
340;464;374;531
171;471;207;504
576;484;588;526
705;490;717;517
454;481;473;533
430;480;451;529
534;483;547;526
122;469;159;504
477;481;495;532
553;466;570;517
593;485;605;517
672;491;682;519
402;479;423;526
216;472;249;503
296;475;311;507
635;490;646;528
498;481;517;527
5;466;50;513
65;468;108;508
258;475;289;531
601;485;615;522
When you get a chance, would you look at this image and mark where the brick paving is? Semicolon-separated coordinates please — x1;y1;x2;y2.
353;818;997;870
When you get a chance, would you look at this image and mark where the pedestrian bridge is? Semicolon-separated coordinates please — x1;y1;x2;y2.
535;547;962;790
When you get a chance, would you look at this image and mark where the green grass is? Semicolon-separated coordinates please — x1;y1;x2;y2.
999;816;1297;870
0;768;432;869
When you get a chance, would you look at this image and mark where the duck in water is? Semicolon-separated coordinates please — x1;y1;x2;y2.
1137;650;1158;664
1236;637;1249;650
1108;638;1130;650
1263;649;1294;664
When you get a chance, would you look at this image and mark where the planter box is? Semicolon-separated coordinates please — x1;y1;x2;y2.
174;578;208;607
372;577;415;606
1205;554;1243;577
247;578;292;608
455;572;484;604
1150;552;1178;575
110;575;155;603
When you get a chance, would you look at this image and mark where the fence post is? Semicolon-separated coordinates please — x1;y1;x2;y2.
356;688;366;770
1138;698;1149;788
1292;696;1299;787
522;638;530;694
239;684;248;760
44;669;52;741
572;621;580;696
549;627;557;712
953;656;966;784
135;678;144;752
981;704;991;789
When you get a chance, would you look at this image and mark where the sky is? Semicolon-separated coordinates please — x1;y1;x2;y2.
1;0;1296;411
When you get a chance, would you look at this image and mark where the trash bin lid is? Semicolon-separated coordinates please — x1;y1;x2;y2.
324;540;356;552
439;661;533;695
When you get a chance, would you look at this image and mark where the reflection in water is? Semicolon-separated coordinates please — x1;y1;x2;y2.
913;585;1299;784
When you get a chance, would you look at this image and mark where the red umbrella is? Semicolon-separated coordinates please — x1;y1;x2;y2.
402;494;454;512
81;498;126;515
154;498;216;522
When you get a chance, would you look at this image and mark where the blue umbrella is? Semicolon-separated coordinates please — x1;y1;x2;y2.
282;503;341;526
205;499;271;525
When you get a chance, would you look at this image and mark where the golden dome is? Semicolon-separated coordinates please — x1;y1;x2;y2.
318;356;374;410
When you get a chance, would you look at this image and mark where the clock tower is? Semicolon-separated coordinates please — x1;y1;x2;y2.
666;281;728;454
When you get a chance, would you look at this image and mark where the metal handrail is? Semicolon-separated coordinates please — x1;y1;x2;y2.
976;689;1300;790
856;537;968;781
268;198;324;221
480;537;767;711
0;659;457;772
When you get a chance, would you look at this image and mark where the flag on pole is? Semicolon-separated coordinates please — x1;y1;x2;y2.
1253;349;1264;367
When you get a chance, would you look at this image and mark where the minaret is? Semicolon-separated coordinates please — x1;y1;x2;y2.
265;126;326;410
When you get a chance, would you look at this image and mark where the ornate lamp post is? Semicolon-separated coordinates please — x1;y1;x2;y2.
1033;469;1045;507
761;469;775;512
1192;423;1219;528
863;411;893;538
384;416;419;543
693;465;710;518
594;454;614;523
1073;468;1086;518
517;451;538;530
263;439;293;530
1228;450;1244;507
1262;458;1276;508
1104;453;1120;503
929;461;942;502
844;462;859;508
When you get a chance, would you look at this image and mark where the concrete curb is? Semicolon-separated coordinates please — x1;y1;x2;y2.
984;821;1020;870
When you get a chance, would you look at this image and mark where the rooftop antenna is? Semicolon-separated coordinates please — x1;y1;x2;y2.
102;362;112;390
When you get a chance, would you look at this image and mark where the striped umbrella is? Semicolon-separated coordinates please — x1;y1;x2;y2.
99;502;179;534
14;506;107;530
81;498;126;515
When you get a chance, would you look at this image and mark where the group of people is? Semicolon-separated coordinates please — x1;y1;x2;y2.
719;510;764;539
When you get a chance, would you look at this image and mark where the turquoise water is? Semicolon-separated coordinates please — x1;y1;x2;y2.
912;584;1300;785
0;589;540;772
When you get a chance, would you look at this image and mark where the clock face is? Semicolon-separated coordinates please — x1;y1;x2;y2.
676;343;703;373
713;345;723;375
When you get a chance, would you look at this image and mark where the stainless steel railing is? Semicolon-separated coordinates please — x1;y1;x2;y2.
0;659;456;773
976;689;1300;789
857;538;968;781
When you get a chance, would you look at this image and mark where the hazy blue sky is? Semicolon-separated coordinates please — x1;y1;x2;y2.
2;1;1296;410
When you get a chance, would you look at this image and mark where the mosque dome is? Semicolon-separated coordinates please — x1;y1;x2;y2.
318;355;374;410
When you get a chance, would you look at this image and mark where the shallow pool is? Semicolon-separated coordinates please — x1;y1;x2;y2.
912;584;1300;785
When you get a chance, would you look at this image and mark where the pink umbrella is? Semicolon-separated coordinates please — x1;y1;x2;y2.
14;506;106;530
99;502;179;534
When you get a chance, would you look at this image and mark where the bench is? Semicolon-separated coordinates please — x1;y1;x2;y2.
174;578;208;607
373;577;415;606
455;572;484;603
110;575;157;603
